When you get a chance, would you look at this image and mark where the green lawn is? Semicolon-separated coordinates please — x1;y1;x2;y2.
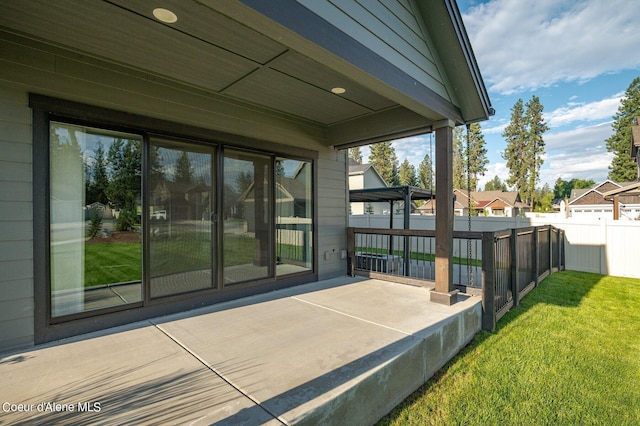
84;234;301;286
357;246;482;267
378;271;640;426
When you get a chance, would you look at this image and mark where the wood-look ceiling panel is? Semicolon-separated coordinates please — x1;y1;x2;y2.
224;68;371;125
107;0;287;64
0;0;257;91
271;53;396;112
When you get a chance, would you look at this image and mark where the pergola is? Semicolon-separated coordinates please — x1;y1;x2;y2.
349;185;434;230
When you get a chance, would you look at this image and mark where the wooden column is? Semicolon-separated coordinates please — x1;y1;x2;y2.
431;120;459;305
613;195;620;220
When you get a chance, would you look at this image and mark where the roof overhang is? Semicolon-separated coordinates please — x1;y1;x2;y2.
603;181;640;198
0;0;491;149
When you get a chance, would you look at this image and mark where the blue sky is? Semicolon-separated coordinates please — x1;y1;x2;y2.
362;0;640;189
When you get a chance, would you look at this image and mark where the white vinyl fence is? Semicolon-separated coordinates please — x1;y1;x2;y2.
350;215;640;278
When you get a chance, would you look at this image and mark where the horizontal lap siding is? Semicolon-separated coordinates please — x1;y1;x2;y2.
0;34;350;351
317;154;348;279
298;0;452;102
0;84;34;353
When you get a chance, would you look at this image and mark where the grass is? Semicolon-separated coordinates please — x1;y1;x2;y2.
84;234;304;286
357;246;482;266
378;271;640;426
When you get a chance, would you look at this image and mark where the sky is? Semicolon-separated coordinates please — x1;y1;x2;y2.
361;0;640;190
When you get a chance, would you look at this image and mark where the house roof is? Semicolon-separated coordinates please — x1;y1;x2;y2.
602;181;640;198
453;189;526;208
348;163;373;175
0;0;491;149
569;180;620;205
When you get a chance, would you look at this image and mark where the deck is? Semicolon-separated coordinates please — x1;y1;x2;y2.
0;277;481;425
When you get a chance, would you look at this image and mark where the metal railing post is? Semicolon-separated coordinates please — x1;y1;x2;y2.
481;231;496;331
511;228;519;308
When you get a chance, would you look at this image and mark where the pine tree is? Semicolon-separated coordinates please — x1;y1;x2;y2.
349;147;362;164
502;98;534;205
398;159;417;186
369;141;399;186
607;77;640;182
174;151;193;185
464;123;489;191
418;153;434;190
484;175;507;191
524;95;549;208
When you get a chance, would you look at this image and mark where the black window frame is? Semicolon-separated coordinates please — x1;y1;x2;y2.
31;94;318;344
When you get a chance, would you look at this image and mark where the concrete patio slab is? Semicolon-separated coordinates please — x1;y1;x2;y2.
0;324;278;426
0;277;482;425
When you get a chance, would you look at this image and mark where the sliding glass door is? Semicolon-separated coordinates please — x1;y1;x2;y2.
223;149;273;285
149;138;216;298
49;122;143;317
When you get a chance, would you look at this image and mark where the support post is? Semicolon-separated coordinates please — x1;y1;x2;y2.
431;120;458;305
613;195;620;220
511;228;519;307
403;187;411;277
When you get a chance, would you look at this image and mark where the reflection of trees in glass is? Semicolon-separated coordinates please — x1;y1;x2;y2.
174;151;193;185
86;142;109;205
236;170;253;195
106;138;141;231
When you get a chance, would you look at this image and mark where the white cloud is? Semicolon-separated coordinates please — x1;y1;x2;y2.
463;0;640;94
540;149;613;186
545;95;623;127
545;121;613;151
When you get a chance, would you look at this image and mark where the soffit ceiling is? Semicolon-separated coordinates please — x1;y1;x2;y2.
0;0;424;136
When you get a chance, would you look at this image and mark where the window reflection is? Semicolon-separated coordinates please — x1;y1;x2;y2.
276;158;313;275
223;150;273;284
50;122;142;317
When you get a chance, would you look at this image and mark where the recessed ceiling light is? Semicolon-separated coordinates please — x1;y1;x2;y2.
153;8;178;24
331;87;346;94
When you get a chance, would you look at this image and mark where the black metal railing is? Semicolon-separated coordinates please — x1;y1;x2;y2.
347;225;565;331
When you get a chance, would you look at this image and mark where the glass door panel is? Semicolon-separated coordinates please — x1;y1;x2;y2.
149;139;215;298
49;122;143;317
276;158;313;276
223;149;273;285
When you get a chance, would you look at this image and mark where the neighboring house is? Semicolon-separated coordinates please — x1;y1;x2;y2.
0;1;492;352
348;160;388;214
569;180;640;219
418;189;528;217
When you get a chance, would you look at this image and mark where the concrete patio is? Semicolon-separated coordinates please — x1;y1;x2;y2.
0;277;481;425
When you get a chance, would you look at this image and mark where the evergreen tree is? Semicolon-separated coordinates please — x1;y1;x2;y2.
174;151;193;185
524;95;549;208
502;96;548;207
106;138;141;211
607;77;640;182
553;177;571;200
418;153;434;190
87;142;109;205
369;141;399;186
453;127;466;189
398;159;418;186
464;123;489;191
349;147;363;164
484;175;507;191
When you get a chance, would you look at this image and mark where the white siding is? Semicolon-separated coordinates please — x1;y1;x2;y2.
298;0;453;102
0;83;34;353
